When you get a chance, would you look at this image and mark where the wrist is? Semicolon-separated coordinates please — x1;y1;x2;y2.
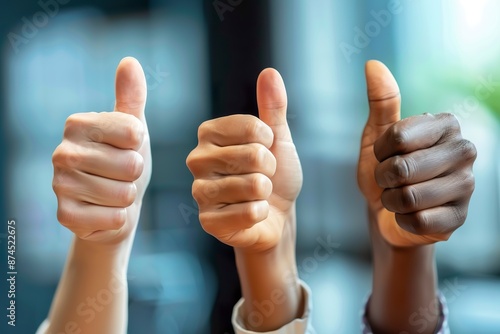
367;207;439;334
234;206;297;275
72;236;133;274
234;239;299;287
234;248;302;331
367;205;436;278
233;207;302;331
367;205;432;250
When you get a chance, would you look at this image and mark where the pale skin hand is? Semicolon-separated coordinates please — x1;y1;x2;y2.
43;57;151;334
187;68;303;331
357;60;476;333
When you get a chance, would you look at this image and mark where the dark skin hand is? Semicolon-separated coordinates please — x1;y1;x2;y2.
357;60;476;334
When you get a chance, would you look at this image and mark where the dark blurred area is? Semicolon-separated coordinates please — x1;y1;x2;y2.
1;0;499;333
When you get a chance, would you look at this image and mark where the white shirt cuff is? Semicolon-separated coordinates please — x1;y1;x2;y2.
232;280;315;334
36;319;49;334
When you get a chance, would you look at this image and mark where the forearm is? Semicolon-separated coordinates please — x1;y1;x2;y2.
368;209;438;334
44;235;134;334
234;209;303;332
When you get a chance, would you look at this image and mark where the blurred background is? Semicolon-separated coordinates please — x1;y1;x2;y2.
1;0;499;333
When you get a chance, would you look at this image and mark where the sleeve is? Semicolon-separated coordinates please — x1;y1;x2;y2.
36;319;49;334
361;291;450;334
232;280;316;334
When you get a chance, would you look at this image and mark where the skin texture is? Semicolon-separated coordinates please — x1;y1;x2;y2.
186;68;304;331
44;57;151;334
41;59;477;334
357;60;477;333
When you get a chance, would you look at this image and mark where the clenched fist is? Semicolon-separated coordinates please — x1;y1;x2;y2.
357;60;477;247
52;57;152;244
186;68;302;253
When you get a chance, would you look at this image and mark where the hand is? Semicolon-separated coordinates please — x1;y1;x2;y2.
52;57;151;245
357;60;477;247
187;68;302;253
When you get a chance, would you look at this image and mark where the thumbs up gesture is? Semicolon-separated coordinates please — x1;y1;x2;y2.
187;68;302;253
357;60;477;247
52;57;151;244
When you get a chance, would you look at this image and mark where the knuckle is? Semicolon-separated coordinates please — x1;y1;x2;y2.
124;118;144;148
51;145;66;167
439;113;461;138
198;212;215;234
117;182;137;207
192;180;202;199
243;203;260;222
408;211;430;235
52;170;71;195
389;124;409;151
462;173;476;195
126;152;144;180
186;150;203;175
243;118;261;141
247;144;266;168
442;113;461;129
451;206;467;227
192;179;210;205
197;121;212;142
186;150;195;168
251;174;271;198
457;139;477;163
52;144;83;169
391;156;413;183
110;209;127;230
57;205;76;227
242;201;267;223
52;176;63;194
400;186;419;211
63;113;84;137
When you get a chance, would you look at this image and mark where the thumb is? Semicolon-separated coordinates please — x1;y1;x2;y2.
365;60;401;128
256;68;292;141
114;57;147;123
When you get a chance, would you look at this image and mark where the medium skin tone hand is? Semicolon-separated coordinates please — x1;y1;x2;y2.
187;68;303;331
357;60;476;333
44;57;151;334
